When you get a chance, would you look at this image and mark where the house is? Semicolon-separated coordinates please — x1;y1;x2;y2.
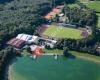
30;45;44;57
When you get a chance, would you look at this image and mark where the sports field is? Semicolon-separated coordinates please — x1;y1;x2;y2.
85;1;100;12
43;25;83;39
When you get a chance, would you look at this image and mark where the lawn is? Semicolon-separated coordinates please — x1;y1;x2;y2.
97;13;100;28
68;4;80;8
43;48;100;63
79;0;89;3
98;17;100;28
44;48;63;54
43;25;83;39
70;51;100;63
21;50;31;56
85;1;100;12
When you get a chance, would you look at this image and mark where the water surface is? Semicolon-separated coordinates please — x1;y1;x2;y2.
10;56;100;80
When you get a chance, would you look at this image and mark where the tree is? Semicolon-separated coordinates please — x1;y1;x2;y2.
63;47;69;57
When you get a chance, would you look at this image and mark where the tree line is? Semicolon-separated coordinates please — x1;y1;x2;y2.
55;38;100;56
0;47;18;80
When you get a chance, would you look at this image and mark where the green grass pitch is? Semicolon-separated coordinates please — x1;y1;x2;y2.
43;25;83;39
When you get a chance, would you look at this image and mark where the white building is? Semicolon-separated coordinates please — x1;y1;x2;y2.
16;34;32;41
16;34;39;44
28;35;39;44
39;37;57;48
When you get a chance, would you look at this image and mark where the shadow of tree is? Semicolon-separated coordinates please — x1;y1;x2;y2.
63;53;76;60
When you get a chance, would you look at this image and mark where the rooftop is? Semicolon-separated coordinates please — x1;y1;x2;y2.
7;38;25;48
44;5;64;20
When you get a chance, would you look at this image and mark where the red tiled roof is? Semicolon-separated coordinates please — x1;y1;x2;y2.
32;47;44;57
44;12;56;19
7;38;25;48
44;5;64;20
52;8;61;13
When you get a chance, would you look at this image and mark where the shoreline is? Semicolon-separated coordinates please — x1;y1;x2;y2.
4;63;12;80
74;55;100;63
43;53;63;56
8;65;13;80
7;58;16;80
43;53;100;64
70;51;100;64
8;53;100;80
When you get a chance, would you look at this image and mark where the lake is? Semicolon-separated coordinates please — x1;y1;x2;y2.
10;56;100;80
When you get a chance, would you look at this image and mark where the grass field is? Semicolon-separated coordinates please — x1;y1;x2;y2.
79;0;89;3
43;25;83;39
97;13;100;28
98;16;100;28
85;1;100;12
44;48;63;54
68;4;80;8
70;51;100;63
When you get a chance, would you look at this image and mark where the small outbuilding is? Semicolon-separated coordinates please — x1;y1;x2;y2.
30;45;44;57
